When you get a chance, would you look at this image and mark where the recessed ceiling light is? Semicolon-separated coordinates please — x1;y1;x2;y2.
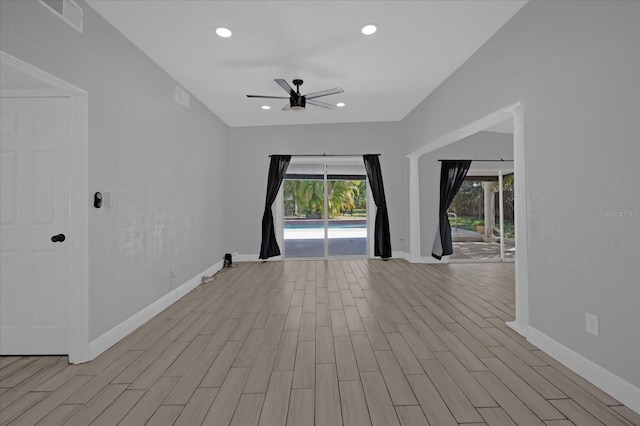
215;27;232;38
361;24;377;35
261;105;271;110
336;102;346;107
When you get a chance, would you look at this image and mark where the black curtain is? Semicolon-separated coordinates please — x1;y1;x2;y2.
259;155;291;259
363;155;392;258
432;160;472;259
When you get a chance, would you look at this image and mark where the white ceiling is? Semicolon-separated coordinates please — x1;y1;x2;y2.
85;0;526;128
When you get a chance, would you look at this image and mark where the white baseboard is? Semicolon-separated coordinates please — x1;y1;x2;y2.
88;260;224;360
404;255;442;264
235;253;413;262
392;250;410;260
233;253;280;262
527;326;640;414
232;252;503;265
505;320;528;337
421;256;444;263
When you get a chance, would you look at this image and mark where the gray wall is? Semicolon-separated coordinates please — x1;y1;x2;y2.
226;122;407;256
418;131;513;256
0;0;230;340
403;1;640;386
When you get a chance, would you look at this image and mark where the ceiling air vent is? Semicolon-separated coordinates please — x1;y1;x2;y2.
40;0;83;33
175;86;190;108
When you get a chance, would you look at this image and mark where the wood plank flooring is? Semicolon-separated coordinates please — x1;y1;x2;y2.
1;260;638;425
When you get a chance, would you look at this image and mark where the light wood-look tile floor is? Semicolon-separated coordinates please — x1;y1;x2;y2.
1;260;638;425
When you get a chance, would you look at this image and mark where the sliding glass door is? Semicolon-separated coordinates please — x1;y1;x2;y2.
498;171;516;261
327;163;367;257
449;171;515;262
283;161;367;259
283;171;326;258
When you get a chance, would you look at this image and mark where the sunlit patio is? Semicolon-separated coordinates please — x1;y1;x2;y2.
450;228;515;260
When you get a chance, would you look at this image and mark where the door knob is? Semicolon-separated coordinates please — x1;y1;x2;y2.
51;234;66;243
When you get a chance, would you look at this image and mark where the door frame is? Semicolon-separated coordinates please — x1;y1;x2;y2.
406;102;529;336
1;51;90;363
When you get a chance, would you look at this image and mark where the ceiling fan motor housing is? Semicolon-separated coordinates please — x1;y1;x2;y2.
290;95;306;109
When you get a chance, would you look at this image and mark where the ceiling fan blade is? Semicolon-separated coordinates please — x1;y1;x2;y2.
275;79;296;96
246;95;289;99
281;103;291;111
307;99;335;109
304;87;344;99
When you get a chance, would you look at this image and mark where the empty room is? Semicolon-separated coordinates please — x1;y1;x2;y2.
1;0;638;425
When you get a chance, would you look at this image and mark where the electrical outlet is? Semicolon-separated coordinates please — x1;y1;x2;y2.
585;313;599;336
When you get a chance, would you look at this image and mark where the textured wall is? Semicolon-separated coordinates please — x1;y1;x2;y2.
0;0;230;340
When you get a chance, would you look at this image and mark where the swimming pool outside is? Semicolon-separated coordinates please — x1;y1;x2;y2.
284;219;367;240
285;223;365;229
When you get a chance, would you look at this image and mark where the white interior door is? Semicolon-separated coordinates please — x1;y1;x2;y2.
1;97;71;355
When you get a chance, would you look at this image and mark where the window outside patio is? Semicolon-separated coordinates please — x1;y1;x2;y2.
448;176;515;261
283;178;367;258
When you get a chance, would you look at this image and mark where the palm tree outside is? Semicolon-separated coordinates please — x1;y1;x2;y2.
284;179;366;220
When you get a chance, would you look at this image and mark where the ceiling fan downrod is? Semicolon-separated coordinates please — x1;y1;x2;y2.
292;79;303;96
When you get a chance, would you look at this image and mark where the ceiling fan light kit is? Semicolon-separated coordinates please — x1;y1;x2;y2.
247;79;343;111
290;97;305;110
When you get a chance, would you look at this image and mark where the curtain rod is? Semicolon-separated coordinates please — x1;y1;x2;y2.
269;153;380;158
438;158;513;162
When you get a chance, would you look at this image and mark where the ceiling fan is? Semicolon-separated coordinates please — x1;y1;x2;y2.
247;79;344;110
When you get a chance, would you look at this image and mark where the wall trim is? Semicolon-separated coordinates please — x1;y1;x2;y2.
235;253;407;262
448;258;503;264
505;320;528;336
0;88;69;97
420;256;443;264
527;326;640;414
235;254;275;262
409;255;513;264
391;251;410;261
407;157;421;262
88;260;224;360
404;254;441;264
